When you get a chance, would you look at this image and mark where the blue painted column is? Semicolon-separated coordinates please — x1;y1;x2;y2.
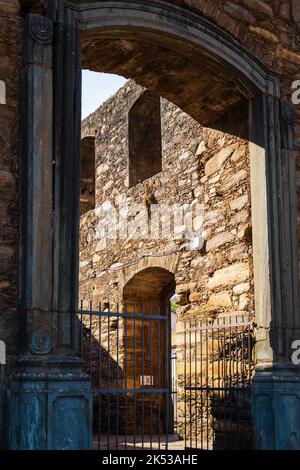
250;96;300;449
8;11;92;450
9;357;92;450
252;365;300;449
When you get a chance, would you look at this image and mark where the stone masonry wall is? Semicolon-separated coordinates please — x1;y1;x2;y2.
170;0;300;271
0;1;23;355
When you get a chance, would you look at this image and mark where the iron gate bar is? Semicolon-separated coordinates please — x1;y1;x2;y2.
93;388;169;394
142;304;145;449
150;306;153;450
107;303;111;449
98;303;102;451
165;307;169;449
194;323;198;449
124;313;128;449
158;306;161;449
185;386;251;392
116;305;119;449
79;310;169;320
184;321;187;449
185;320;254;331
171;351;178;435
133;304;137;451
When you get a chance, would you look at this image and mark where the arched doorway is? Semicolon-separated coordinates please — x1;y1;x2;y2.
123;267;175;311
14;0;300;450
123;268;175;438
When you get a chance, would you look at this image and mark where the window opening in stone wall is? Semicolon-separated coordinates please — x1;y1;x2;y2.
0;80;6;105
128;91;162;187
80;136;96;215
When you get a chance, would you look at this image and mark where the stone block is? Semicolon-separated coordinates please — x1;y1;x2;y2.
249;26;278;43
239;292;249;310
96;163;109;175
242;0;273;16
233;282;250;295
207;291;232;308
0;170;15;195
189;292;202;302
204;210;223;226
205;143;239;177
292;0;300;22
206;231;234;251
278;48;300;66
176;282;196;294
229;195;249;211
222;170;248;192
177;292;189;305
208;262;250;289
224;2;256;24
195;141;207;156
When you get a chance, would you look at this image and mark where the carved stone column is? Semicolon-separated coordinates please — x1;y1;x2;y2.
8;13;92;450
250;95;300;449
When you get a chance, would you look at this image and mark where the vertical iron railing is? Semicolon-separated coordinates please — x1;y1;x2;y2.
171;349;178;434
183;314;255;450
79;302;176;450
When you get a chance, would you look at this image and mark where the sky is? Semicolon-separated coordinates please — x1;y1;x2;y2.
82;70;127;118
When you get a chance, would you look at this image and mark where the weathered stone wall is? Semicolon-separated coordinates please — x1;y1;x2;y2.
0;1;22;355
172;1;300;98
170;0;300;263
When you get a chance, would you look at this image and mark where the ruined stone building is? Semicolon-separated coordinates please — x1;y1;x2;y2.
1;0;300;450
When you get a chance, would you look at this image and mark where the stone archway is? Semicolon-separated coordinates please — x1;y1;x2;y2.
14;0;300;450
119;254;179;294
123;266;176;312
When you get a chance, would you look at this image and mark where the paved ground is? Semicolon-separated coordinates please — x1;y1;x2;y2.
93;434;185;450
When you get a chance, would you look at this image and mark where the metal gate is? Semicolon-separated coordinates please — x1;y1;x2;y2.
79;303;178;450
183;315;256;450
80;306;255;450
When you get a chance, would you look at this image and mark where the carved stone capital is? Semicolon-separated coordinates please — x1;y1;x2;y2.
281;101;295;125
29;14;53;45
